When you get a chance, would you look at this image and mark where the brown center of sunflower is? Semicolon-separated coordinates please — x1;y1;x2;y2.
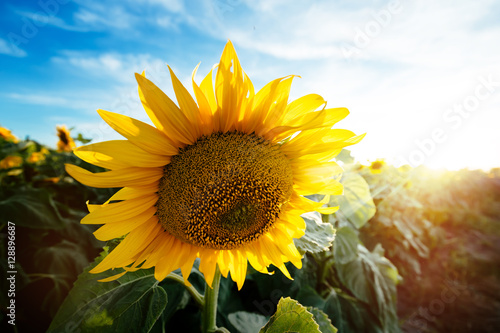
155;131;293;250
371;161;383;169
58;129;69;145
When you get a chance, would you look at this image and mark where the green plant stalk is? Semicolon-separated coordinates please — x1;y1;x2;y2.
202;266;221;333
166;272;204;307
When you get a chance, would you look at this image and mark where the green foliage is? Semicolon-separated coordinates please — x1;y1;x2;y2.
0;134;115;331
328;171;376;229
333;227;358;264
0;188;67;229
294;211;336;254
359;164;500;332
259;297;321;333
48;249;168;333
227;312;268;333
5;128;499;333
307;307;338;333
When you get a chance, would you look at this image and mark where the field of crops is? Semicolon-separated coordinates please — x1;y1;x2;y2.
1;131;499;332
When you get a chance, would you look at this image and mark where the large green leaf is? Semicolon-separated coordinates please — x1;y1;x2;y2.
48;249;167;333
307;307;338;333
331;172;376;229
322;290;344;332
333;226;359;264
228;311;268;333
295;212;336;254
259;297;320;333
33;240;91;316
0;188;66;229
335;244;400;332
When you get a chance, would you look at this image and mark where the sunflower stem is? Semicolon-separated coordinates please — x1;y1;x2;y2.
166;272;204;307
202;266;221;333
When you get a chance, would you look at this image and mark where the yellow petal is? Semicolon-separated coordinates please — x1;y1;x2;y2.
167;66;203;139
98;271;127;282
93;206;156;240
135;73;196;145
244;77;286;134
282;94;326;123
229;249;247;290
105;184;159;202
98;109;178;155
199;249;218;288
192;64;215;136
245;245;270;274
200;67;217;114
216;40;245;132
65;164;163;188
258;76;296;135
74;140;172;169
91;219;162;273
294;178;344;196
81;194;158;224
180;244;198;286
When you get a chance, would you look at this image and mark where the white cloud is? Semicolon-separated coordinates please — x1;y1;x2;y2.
0;38;27;57
173;0;500;170
5;93;71;106
15;10;90;32
51;51;172;85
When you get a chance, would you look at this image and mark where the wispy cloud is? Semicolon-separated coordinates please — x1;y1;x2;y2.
4;93;99;111
0;38;27;57
51;51;170;85
15;10;90;32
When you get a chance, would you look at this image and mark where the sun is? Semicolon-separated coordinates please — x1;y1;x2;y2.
65;41;364;289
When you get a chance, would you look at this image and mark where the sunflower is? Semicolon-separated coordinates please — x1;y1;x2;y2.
369;159;386;174
27;148;49;163
0;155;23;169
65;41;364;289
56;125;76;152
0;126;19;143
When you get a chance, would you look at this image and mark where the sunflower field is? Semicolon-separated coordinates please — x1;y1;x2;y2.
2;125;499;332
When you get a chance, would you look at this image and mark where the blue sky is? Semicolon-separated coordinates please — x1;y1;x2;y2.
1;0;499;170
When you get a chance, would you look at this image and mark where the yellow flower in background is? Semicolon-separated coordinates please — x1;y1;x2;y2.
0;155;23;169
27;148;49;163
369;159;386;174
0;126;19;143
65;41;364;289
398;164;412;173
56;125;76;152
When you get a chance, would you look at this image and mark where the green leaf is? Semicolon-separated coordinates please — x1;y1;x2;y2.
296;285;325;309
307;307;338;333
228;311;268;333
333;226;359;264
259;297;321;333
33;240;91;315
331;172;376;229
335;149;354;164
48;249;167;333
158;278;190;322
335;244;400;332
75;133;93;144
295;212;336;254
0;188;66;229
322;290;344;332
